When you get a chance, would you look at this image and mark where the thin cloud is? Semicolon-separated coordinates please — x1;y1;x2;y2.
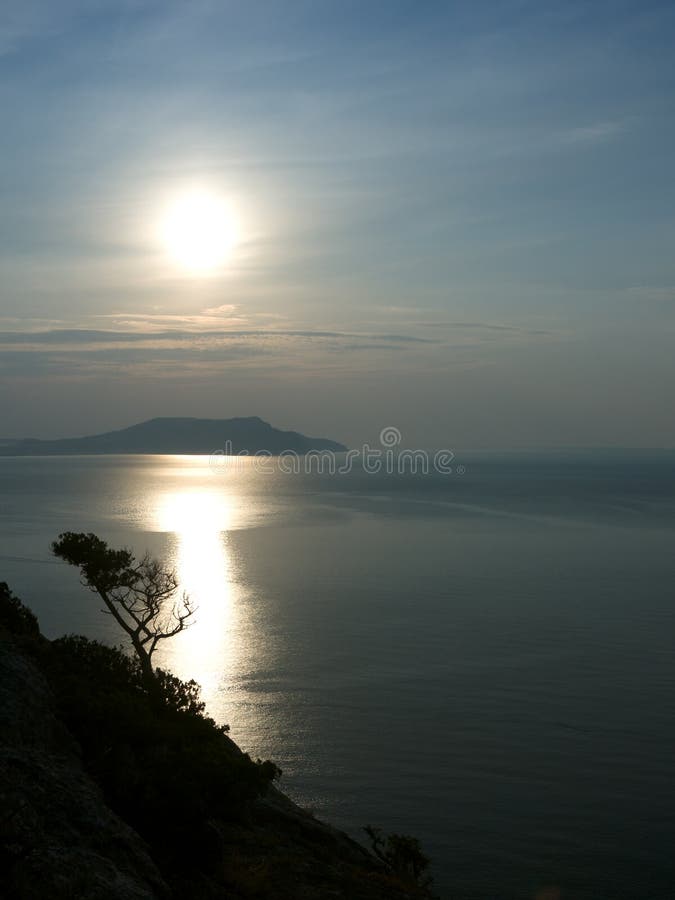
418;321;556;336
555;119;627;148
0;328;435;351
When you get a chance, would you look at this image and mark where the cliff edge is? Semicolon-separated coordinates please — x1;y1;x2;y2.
0;587;435;900
0;631;169;899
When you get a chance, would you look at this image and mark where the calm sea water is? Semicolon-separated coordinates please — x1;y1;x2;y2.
1;453;674;898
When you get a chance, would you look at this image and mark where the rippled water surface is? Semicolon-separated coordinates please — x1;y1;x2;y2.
1;453;674;898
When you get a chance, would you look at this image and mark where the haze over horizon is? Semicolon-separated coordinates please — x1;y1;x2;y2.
2;1;675;449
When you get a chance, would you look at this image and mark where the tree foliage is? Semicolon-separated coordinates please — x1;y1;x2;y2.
0;581;40;637
52;532;195;684
364;824;432;889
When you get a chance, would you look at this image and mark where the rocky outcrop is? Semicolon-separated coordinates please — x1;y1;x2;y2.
0;615;434;899
0;633;169;899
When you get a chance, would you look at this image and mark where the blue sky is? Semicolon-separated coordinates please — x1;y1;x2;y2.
1;0;674;447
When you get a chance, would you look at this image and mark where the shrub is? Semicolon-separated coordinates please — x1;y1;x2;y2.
42;635;280;876
0;582;40;637
364;824;433;890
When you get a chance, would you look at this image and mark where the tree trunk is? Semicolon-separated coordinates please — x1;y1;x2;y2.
133;641;156;689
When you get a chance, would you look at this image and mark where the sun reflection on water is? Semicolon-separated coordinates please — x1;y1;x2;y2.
153;489;240;697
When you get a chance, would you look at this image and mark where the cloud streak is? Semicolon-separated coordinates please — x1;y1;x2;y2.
0;328;435;349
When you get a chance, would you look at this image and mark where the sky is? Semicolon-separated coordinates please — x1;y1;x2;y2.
1;0;674;449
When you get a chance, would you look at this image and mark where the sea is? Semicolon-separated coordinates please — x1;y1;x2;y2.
1;452;674;899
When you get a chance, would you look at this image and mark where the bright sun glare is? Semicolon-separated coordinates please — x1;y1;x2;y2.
161;190;238;273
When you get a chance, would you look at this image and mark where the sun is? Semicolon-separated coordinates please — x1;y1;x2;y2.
161;190;238;274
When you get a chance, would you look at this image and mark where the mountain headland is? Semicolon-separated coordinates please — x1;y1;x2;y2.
0;417;347;456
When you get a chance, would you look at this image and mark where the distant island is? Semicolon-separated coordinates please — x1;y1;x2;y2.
0;416;347;456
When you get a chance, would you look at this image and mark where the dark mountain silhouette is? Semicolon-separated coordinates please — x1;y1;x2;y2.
0;417;347;456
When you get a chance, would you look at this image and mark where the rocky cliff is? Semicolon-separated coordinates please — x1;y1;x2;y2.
0;591;434;900
0;632;169;899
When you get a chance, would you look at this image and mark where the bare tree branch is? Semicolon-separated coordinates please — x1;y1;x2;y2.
52;532;196;686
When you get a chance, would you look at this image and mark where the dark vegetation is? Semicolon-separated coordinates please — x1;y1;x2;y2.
1;564;435;899
1;579;279;892
364;825;432;890
0;581;39;638
43;635;280;883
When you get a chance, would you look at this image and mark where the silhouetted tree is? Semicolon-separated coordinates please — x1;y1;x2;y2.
52;532;195;686
364;824;432;890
